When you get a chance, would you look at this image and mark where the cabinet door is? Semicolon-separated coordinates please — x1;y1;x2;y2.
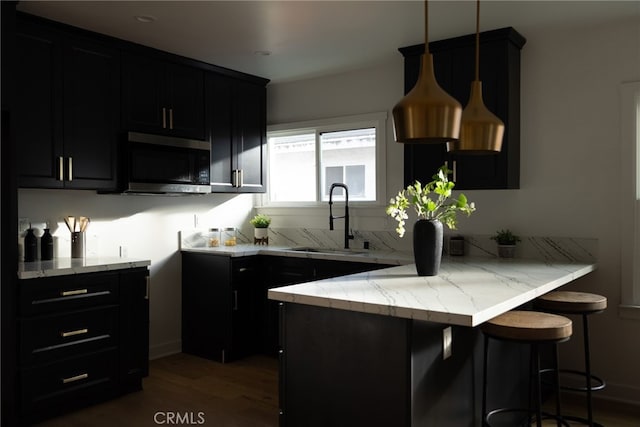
181;253;232;362
235;80;266;193
121;53;165;134
165;62;205;140
118;268;149;391
14;19;64;188
62;36;119;190
230;258;261;360
208;73;236;191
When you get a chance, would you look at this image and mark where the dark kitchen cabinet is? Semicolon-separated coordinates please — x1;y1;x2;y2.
401;27;526;190
182;253;262;362
17;267;149;425
14;15;119;190
263;256;393;356
122;53;205;140
208;73;267;193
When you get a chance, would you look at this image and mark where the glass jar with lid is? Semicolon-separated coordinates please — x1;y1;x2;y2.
207;228;221;247
222;227;237;246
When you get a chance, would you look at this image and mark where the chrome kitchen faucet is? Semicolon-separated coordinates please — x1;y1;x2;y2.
329;183;354;249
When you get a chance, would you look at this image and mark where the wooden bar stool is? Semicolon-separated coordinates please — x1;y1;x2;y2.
535;291;607;427
481;310;572;427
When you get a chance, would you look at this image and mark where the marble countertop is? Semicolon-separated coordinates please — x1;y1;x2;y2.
268;257;597;327
18;257;151;279
181;244;413;265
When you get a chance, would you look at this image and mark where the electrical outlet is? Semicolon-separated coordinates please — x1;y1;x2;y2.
119;245;129;258
443;326;452;360
194;214;199;228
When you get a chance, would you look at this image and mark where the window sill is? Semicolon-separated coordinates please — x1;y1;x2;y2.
619;304;640;321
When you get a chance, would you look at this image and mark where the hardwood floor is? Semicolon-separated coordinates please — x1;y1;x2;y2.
36;353;279;427
36;352;639;426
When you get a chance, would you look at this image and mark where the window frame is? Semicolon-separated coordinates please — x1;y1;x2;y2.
262;112;387;207
620;81;640;319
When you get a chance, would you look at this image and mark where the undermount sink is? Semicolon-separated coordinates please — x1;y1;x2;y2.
288;247;368;255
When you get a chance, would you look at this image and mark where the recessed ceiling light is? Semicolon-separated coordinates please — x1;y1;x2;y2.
134;15;156;23
254;50;272;56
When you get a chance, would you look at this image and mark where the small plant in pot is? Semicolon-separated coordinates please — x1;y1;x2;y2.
491;229;520;258
386;165;476;276
250;214;271;245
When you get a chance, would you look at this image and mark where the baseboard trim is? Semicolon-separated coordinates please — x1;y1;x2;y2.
149;340;181;360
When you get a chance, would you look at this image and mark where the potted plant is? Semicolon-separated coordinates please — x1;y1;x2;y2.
490;229;520;258
250;213;271;244
386;165;475;276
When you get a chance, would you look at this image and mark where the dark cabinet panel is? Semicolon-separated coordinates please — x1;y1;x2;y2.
17;267;149;424
402;27;525;190
14;15;119;190
207;73;267;193
14;19;63;188
182;253;261;362
122;54;205;140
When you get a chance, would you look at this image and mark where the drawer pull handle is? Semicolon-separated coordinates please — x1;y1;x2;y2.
60;289;88;297
62;373;88;384
60;328;88;338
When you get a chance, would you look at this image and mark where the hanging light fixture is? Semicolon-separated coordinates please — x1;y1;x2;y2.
448;0;504;154
392;0;462;144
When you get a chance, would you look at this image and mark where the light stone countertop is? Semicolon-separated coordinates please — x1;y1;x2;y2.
18;257;151;279
181;244;414;265
268;257;597;327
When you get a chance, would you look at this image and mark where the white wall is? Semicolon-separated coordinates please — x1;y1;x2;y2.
265;19;640;404
18;189;255;359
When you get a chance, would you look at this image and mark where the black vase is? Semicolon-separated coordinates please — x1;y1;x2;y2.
413;219;443;276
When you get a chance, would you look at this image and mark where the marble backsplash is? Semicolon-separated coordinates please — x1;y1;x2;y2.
180;227;597;263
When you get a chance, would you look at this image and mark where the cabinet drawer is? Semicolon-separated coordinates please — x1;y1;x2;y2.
19;271;119;315
20;306;118;365
20;348;118;418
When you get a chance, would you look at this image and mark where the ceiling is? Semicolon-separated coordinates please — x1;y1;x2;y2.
16;1;639;84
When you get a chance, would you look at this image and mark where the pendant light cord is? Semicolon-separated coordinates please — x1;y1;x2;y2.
424;0;430;54
475;0;480;81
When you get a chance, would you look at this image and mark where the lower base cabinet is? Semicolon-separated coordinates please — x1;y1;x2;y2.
181;252;393;361
17;267;149;425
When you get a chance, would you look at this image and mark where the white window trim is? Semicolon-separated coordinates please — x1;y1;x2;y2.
259;112;387;208
620;81;640;320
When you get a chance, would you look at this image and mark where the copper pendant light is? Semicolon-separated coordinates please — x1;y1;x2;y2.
448;0;504;154
392;0;462;144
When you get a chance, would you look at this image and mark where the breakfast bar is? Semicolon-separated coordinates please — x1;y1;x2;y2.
268;257;596;426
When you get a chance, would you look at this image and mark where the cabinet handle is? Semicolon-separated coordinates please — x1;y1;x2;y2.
162;107;167;129
169;108;174;130
62;373;88;384
145;276;150;300
60;328;88;338
60;288;88;297
238;169;243;187
233;290;238;310
58;157;64;181
67;157;73;181
452;160;457;182
232;170;238;187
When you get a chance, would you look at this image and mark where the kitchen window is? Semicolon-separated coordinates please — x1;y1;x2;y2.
620;81;640;319
265;112;387;205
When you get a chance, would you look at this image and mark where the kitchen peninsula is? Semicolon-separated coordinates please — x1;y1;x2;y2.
268;257;596;426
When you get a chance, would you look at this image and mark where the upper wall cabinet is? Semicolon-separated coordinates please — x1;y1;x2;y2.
401;27;526;190
14;16;119;190
122;53;205;140
208;73;267;193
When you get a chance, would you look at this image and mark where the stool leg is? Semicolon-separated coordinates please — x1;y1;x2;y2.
553;342;563;427
533;343;542;427
583;314;594;427
482;335;489;426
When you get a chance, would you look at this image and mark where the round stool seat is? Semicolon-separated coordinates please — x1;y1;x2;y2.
482;310;572;342
536;291;607;314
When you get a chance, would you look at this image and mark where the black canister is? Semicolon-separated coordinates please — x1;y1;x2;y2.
24;228;37;262
41;228;54;261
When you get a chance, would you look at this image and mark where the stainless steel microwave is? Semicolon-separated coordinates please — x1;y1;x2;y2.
119;132;211;194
